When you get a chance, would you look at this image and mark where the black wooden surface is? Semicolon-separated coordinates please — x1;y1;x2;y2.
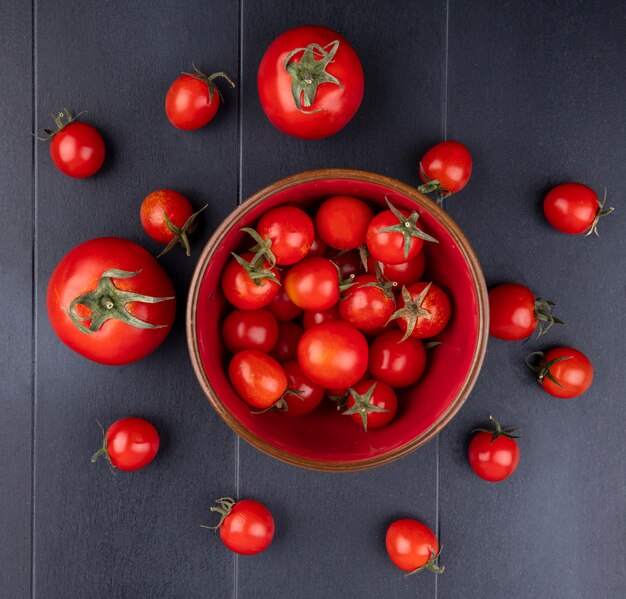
1;1;624;598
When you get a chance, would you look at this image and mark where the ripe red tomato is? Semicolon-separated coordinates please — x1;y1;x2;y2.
91;417;159;472
221;252;281;310
222;308;278;353
302;305;341;330
284;257;340;311
257;25;364;139
488;284;562;340
418;141;472;197
344;379;397;431
526;347;593;399
392;282;451;339
165;67;234;130
316;196;374;249
308;233;328;257
468;416;520;482
329;249;364;279
368;330;426;388
228;350;287;409
47;238;175;365
386;519;443;574
278;361;325;416
43;110;105;178
270;321;303;363
366;253;425;287
339;274;395;331
297;321;368;388
205;498;274;555
266;286;303;321
543;183;613;236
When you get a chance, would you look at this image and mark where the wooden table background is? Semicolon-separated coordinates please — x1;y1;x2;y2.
2;1;625;597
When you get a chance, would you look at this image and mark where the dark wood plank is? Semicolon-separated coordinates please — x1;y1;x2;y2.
440;1;626;597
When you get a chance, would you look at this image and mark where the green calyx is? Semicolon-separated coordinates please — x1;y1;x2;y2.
417;163;451;206
377;197;438;260
250;388;303;414
405;547;445;576
473;415;520;443
533;297;564;338
329;260;357;296
183;63;235;104
327;391;349;411
158;204;208;258
386;283;433;342
200;497;237;531
342;382;389;432
66;269;174;335
525;351;573;388
241;227;277;268
360;260;398;301
585;187;614;237
284;40;342;113
90;420;116;473
34;107;85;141
231;252;280;287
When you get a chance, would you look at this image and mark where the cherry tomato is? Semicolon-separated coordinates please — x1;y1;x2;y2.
308;233;328;257
418;141;472;196
278;361;325;416
344;379;397;431
543;183;613;236
165;67;234;130
222;309;278;354
284;257;340;311
488;284;562;341
302;305;341;330
91;417;159;472
297;322;368;388
206;498;274;555
366;253;425;287
221;252;281;310
468;416;520;482
257;25;364;139
43;110;105;178
228;350;287;409
329;249;364;279
527;347;593;399
266;286;303;321
270;321;303;363
392;282;451;339
339;274;395;331
368;330;426;388
316;196;374;249
47;238;176;365
386;520;443;574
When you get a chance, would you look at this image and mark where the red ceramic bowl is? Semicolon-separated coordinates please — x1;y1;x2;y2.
187;169;488;471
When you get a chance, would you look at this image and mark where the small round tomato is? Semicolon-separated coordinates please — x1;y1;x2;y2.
392;282;451;339
418;141;472;196
316;196;374;249
468;416;520;482
543;183;613;236
284;257;340;311
526;347;593;399
165;67;234;130
489;284;562;340
258;26;364;139
278;361;325;416
221;252;281;310
222;309;278;354
270;321;303;363
329;249;364;279
302;305;341;330
205;498;274;555
386;519;443;574
308;234;328;257
366;253;425;287
368;330;426;388
343;379;397;431
43;110;105;178
266;286;303;321
298;322;368;388
228;350;287;409
339;274;395;331
91;417;159;472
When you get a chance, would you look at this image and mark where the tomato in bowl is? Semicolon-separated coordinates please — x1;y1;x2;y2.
186;169;488;471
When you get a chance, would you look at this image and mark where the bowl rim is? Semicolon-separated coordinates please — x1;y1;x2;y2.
186;168;489;472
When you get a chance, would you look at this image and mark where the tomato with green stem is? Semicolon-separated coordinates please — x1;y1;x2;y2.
222;308;278;354
366;252;425;287
343;379;397;431
389;282;451;340
418;141;472;201
468;416;520;482
276;360;324;416
228;350;288;409
386;519;444;575
339;274;396;331
316;196;374;249
368;330;426;388
526;347;593;398
221;252;281;310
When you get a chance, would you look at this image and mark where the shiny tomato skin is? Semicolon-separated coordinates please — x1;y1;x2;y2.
346;379;397;429
543;183;599;234
256;205;314;265
49;121;105;178
539;347;594;399
228;350;288;409
165;74;219;130
302;305;341;330
368;330;426;388
47;237;175;365
468;431;520;482
270;321;303;363
221;252;281;310
284;257;339;311
104;417;160;472
266;286;303;321
257;26;364;139
488;284;537;340
222;309;278;354
339;274;395;331
316;196;374;249
297;322;368;388
366;253;425;287
419;141;472;194
366;209;424;265
280;360;325;416
140;189;193;244
219;499;275;555
396;282;452;339
386;519;440;573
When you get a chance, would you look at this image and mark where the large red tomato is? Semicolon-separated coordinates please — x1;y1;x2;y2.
47;238;176;365
257;26;364;139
